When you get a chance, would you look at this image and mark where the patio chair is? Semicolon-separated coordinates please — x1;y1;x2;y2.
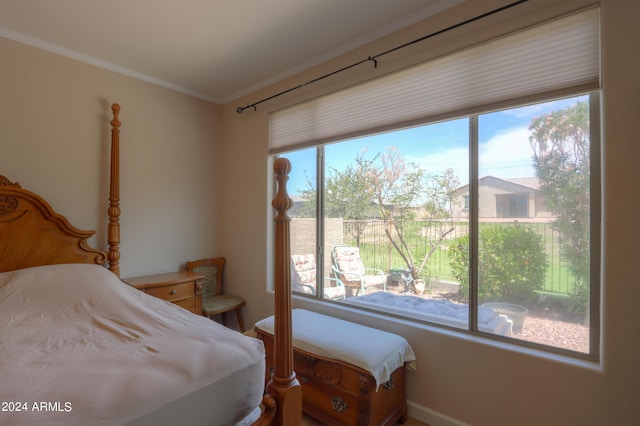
330;245;387;296
291;253;346;300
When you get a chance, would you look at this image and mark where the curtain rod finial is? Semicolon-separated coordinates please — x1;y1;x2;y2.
236;105;257;115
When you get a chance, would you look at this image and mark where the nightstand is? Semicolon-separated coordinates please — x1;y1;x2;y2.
124;271;204;315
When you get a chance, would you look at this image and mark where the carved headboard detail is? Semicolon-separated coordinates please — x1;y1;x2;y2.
0;178;107;273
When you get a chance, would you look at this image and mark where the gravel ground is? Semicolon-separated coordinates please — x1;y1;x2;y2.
516;312;589;352
384;281;590;353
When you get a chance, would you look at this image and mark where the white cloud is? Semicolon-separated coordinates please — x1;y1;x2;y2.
480;127;535;178
501;98;574;119
406;147;470;183
407;126;535;183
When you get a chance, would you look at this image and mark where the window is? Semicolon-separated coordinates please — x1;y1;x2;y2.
508;195;528;218
496;194;529;218
271;8;599;358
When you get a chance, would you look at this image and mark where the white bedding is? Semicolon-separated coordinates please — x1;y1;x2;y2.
341;291;513;336
0;264;265;426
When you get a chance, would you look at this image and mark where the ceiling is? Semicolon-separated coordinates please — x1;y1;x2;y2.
0;0;463;104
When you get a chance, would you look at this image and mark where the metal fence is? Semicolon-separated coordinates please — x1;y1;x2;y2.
341;219;576;295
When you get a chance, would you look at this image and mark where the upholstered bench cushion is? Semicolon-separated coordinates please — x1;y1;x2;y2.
255;308;416;388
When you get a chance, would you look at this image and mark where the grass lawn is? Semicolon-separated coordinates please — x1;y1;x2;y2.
347;220;576;295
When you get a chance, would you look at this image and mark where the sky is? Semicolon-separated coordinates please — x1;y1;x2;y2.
283;95;587;195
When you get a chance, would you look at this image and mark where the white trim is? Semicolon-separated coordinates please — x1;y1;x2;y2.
407;400;471;426
0;27;220;104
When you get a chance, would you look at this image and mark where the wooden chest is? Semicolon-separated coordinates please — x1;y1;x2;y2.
256;329;408;426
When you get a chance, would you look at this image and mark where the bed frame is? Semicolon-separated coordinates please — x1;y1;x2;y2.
0;104;301;425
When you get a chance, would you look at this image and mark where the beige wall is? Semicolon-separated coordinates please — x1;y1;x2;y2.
2;0;639;424
0;36;221;278
290;217;344;278
220;0;640;425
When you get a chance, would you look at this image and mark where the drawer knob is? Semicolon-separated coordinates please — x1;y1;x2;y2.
170;289;177;295
331;397;348;412
383;377;394;391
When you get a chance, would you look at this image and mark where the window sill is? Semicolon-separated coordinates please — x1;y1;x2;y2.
292;293;602;372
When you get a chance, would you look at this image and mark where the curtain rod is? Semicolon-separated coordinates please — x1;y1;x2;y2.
236;0;528;115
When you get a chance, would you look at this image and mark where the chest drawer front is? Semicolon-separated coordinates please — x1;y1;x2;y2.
294;351;342;386
145;282;193;301
256;329;407;426
301;379;361;425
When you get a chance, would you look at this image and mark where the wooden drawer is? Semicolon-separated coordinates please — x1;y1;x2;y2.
257;329;407;426
173;296;197;313
124;271;203;315
300;377;361;425
145;282;193;302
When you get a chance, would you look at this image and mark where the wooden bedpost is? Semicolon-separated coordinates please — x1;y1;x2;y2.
108;104;121;277
267;158;302;425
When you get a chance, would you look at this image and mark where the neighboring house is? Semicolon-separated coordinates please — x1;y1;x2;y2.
451;176;554;220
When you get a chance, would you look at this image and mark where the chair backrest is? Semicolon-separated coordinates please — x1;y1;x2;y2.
186;257;225;298
290;253;316;294
331;246;365;278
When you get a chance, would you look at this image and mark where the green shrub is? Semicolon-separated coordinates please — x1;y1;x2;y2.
448;235;471;294
449;224;547;303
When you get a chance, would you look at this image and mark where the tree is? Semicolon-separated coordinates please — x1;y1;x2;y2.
300;152;378;246
366;147;460;283
301;146;460;285
528;100;590;309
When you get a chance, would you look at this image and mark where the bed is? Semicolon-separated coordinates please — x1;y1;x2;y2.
0;104;301;425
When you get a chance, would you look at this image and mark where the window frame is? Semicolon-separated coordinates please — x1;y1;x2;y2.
280;92;600;361
272;7;601;361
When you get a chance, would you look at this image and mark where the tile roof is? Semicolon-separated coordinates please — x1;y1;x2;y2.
506;177;540;190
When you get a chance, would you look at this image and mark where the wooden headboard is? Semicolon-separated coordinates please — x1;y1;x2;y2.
0;104;121;275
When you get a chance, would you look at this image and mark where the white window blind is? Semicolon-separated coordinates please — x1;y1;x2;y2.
270;8;600;153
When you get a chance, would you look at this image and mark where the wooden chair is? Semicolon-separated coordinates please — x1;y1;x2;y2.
185;257;245;332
